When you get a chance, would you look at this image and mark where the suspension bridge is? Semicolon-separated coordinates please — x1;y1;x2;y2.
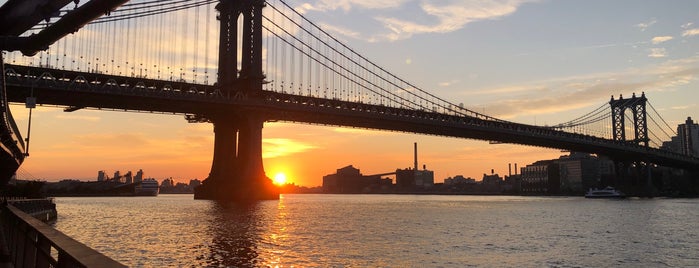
1;0;697;200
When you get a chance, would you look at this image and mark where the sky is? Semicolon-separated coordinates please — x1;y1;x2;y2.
6;0;699;187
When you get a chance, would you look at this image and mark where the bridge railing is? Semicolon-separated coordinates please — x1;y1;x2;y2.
1;202;125;268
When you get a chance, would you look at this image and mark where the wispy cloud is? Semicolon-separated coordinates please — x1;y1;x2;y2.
295;0;408;13
263;138;317;158
296;0;537;42
648;48;667;58
374;0;536;41
682;28;699;37
651;36;673;44
318;23;362;39
464;56;699;119
681;22;694;29
636;19;657;31
670;105;694;110
439;79;460;87
54;114;101;122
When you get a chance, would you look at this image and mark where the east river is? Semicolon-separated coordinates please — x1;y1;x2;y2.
52;194;699;267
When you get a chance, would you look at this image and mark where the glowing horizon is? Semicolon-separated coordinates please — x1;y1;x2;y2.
6;0;699;187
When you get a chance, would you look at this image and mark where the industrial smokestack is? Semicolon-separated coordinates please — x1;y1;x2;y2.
509;163;512;176
414;142;418;171
515;163;518;175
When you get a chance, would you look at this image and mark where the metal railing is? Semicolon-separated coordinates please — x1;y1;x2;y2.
1;202;125;268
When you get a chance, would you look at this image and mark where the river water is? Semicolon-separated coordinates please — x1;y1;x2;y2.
52;194;699;267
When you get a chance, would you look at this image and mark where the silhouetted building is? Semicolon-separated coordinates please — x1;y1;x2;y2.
504;174;521;193
521;152;614;194
189;179;201;189
481;170;503;192
521;160;560;194
482;170;503;185
396;166;434;190
322;165;384;193
124;171;133;184
97;170;107;182
113;171;122;183
556;152;615;193
444;175;476;185
662;117;699;157
161;178;174;188
134;169;144;183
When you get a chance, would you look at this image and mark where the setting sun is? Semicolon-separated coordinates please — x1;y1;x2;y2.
273;172;287;185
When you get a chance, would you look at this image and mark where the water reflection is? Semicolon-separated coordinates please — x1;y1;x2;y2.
52;195;699;267
200;198;286;267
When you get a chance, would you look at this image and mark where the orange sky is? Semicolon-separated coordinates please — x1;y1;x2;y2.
6;1;699;187
10;105;564;186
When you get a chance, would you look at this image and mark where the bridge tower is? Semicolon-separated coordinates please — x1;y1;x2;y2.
194;0;278;200
610;92;649;147
609;92;653;194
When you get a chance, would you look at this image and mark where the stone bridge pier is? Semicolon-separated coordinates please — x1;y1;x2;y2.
194;113;278;200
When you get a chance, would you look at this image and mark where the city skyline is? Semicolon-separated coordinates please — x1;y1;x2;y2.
7;0;699;186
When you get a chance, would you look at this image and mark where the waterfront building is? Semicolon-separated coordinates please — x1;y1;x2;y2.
482;170;503;185
322;165;385;193
161;178;174;188
97;170;107;182
481;170;503;192
134;169;144;183
521;152;615;194
395;142;435;190
444;175;476;185
504;174;521;193
662;117;699;157
521;160;560;194
113;171;122;183
395;166;434;190
189;179;201;189
124;171;133;184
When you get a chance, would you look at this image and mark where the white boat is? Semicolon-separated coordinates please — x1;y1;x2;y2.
585;186;625;198
134;179;159;196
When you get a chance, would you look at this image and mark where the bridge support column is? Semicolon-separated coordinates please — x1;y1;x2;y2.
194;114;278;201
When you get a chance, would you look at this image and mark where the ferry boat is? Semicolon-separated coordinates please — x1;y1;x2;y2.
134;179;159;196
585;186;625;199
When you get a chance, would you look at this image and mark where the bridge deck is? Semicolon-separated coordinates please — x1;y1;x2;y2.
4;64;699;170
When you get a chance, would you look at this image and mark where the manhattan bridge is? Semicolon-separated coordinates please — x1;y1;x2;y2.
1;0;697;200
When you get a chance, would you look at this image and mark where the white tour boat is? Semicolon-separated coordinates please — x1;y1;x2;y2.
585;186;625;198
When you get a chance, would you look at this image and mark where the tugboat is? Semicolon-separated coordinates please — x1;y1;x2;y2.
585;186;625;199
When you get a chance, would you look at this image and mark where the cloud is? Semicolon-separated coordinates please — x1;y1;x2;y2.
65;133;151;149
681;22;694;29
465;56;699;119
682;28;699;37
374;0;535;41
670;105;694;110
439;79;460;87
263;138;317;158
651;36;673;44
54;114;101;122
318;23;362;39
648;48;667;58
295;0;408;13
636;19;657;31
295;0;536;42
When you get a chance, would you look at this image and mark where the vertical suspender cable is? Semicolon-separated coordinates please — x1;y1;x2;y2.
204;2;210;84
194;5;200;83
